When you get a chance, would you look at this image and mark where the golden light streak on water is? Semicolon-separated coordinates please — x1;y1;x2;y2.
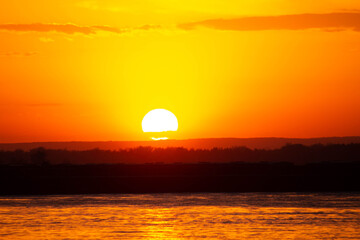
0;193;360;239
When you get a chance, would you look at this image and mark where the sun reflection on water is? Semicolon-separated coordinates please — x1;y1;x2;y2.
151;137;168;141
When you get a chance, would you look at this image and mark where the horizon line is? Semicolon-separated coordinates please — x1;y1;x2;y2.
1;136;360;144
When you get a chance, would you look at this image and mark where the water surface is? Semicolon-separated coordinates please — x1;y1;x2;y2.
0;193;359;239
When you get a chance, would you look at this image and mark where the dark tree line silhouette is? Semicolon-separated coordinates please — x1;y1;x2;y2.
0;143;359;165
1;144;360;194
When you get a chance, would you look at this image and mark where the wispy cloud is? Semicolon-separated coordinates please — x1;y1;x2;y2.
77;0;129;13
0;23;161;35
3;12;357;38
39;37;55;43
0;103;63;107
0;23;96;34
178;12;360;32
0;51;38;57
25;103;63;107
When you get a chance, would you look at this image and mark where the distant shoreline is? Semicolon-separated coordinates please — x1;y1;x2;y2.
1;136;360;151
1;143;360;165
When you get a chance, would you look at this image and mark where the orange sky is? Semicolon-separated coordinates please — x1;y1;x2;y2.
1;0;360;142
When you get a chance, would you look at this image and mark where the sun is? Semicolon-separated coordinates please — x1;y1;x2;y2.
142;109;178;140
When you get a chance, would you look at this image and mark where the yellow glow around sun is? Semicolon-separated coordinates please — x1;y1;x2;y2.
142;109;178;140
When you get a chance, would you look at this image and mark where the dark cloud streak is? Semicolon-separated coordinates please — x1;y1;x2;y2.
0;23;96;34
178;12;360;32
2;13;359;36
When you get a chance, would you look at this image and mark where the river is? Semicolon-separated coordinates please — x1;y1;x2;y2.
1;192;359;239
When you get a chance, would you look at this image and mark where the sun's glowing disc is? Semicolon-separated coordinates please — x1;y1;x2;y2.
142;109;178;133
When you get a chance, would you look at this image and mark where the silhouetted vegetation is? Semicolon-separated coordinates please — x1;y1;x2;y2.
1;144;359;195
0;144;359;165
